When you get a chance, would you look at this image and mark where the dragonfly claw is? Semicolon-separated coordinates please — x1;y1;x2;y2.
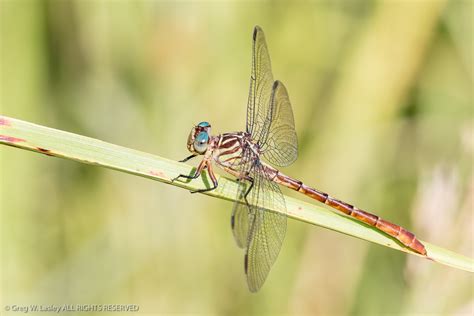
172;173;197;183
171;176;182;182
190;186;217;194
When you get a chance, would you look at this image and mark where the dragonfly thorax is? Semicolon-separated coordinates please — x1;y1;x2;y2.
210;132;260;170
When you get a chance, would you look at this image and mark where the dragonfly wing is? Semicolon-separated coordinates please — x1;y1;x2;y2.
245;164;287;292
246;27;297;167
246;26;275;140
260;80;298;167
230;149;254;249
231;180;250;249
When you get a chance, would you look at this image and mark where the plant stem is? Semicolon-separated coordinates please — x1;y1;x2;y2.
1;115;472;273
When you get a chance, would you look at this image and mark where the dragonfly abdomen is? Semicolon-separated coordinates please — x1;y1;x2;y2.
266;166;427;255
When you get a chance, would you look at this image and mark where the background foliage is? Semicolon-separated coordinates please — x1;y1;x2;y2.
1;1;472;315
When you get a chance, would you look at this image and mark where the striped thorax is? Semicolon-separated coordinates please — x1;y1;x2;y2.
185;122;259;174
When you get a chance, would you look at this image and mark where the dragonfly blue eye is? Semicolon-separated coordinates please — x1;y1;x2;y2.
193;131;209;153
197;121;211;128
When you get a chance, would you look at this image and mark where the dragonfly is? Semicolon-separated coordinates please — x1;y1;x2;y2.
174;26;427;292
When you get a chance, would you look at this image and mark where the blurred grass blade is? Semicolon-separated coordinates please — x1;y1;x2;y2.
1;115;473;273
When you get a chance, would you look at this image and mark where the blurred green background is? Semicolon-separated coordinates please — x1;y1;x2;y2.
1;0;472;315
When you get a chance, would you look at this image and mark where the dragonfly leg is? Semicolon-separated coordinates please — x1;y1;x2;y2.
172;159;206;182
190;161;218;194
233;177;254;210
179;154;197;163
242;177;254;200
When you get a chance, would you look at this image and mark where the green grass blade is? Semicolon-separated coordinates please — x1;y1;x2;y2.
1;115;473;273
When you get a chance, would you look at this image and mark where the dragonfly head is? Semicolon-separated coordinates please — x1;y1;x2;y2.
187;121;211;154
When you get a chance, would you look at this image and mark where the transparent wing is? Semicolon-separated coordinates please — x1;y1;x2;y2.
246;27;298;167
230;149;254;249
260;81;298;167
246;26;274;140
244;164;287;292
231;182;250;249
